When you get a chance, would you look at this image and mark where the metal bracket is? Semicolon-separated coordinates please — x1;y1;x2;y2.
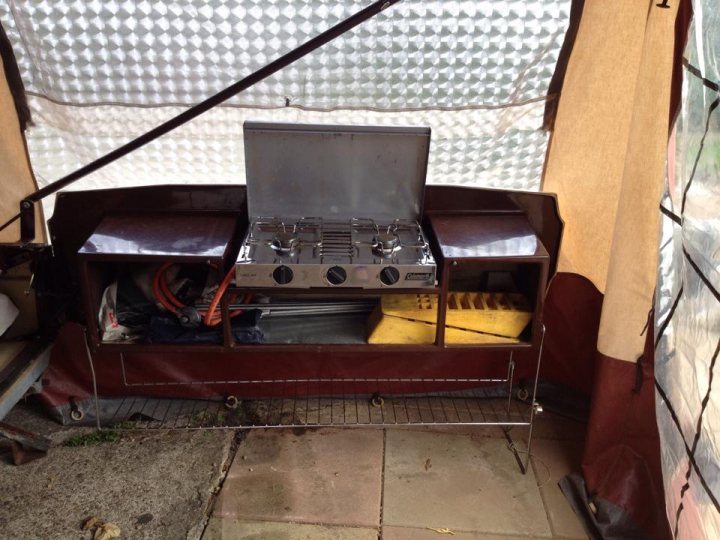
19;199;35;244
0;421;51;465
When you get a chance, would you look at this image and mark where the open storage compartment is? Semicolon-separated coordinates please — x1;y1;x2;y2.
228;291;380;345
78;212;242;349
428;213;549;349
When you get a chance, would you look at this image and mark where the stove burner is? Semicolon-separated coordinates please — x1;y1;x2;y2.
271;231;299;253
372;232;400;256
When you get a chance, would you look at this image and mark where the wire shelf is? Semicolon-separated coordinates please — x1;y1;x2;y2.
105;391;530;430
86;327;546;473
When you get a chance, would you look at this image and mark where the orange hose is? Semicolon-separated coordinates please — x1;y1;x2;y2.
152;262;179;314
159;271;184;309
203;266;237;326
152;262;243;326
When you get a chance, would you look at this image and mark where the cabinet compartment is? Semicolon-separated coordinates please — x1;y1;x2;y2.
77;212;241;348
225;291;465;346
445;260;544;344
367;291;531;345
237;293;379;345
82;260;258;346
428;213;550;348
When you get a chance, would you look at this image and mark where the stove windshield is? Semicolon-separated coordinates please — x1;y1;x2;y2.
243;122;431;223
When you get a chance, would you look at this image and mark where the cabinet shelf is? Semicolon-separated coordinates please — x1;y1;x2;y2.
94;340;535;354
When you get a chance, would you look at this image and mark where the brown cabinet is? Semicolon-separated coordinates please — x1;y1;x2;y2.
63;184;560;473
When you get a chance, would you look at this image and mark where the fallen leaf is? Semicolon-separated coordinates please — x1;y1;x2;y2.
427;527;455;535
94;522;121;540
81;516;102;530
135;512;153;525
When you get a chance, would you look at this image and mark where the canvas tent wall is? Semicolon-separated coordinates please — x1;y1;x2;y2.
1;1;717;538
0;25;43;243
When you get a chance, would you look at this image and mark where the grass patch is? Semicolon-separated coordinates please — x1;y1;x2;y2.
64;430;122;447
110;420;138;430
63;420;140;446
188;409;233;428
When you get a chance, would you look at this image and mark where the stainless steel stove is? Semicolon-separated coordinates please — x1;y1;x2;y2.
236;216;435;288
235;122;437;289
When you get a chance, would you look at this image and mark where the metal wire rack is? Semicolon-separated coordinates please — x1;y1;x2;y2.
84;328;545;473
105;391;531;431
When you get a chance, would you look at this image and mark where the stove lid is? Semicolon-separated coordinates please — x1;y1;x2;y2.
244;122;431;222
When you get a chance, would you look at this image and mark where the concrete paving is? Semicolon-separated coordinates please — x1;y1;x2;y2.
531;439;588;539
214;428;384;528
382;527;551;539
382;430;551;536
205;414;589;539
204;519;378;539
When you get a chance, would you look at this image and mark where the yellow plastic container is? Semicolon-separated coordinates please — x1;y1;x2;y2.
367;292;532;345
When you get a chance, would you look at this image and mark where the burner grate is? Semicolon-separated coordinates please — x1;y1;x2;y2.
319;226;355;260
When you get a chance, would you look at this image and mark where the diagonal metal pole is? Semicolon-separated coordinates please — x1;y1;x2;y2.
15;0;402;241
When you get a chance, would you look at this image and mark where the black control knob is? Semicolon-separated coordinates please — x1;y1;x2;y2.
379;266;400;286
272;265;294;285
326;266;347;285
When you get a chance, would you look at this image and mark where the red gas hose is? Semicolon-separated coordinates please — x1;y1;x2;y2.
152;263;244;326
152;262;179;314
203;266;238;327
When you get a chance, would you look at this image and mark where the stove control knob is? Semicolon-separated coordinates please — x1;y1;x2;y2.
326;266;347;285
379;266;400;286
272;265;294;285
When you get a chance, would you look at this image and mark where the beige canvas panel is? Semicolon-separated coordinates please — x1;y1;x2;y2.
541;0;653;292
0;341;25;372
0;55;45;243
598;1;679;362
0;260;38;337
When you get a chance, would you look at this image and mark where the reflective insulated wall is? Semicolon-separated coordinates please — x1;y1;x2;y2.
655;3;720;538
0;0;570;219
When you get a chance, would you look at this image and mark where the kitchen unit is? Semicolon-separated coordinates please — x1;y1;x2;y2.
66;123;561;473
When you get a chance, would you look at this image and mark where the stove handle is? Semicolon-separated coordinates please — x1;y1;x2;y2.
379;266;400;286
272;265;294;285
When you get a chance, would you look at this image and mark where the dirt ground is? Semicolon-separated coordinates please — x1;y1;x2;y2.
0;402;237;540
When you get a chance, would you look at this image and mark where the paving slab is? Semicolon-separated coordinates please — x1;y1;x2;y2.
383;430;552;537
203;518;377;539
531;439;588;539
531;412;587;442
397;425;507;438
383;526;549;539
0;423;235;540
214;428;384;528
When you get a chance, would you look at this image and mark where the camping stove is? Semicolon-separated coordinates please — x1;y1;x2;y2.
235;122;436;289
235;217;436;288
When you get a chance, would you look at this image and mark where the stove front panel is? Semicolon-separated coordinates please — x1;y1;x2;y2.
234;260;436;289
